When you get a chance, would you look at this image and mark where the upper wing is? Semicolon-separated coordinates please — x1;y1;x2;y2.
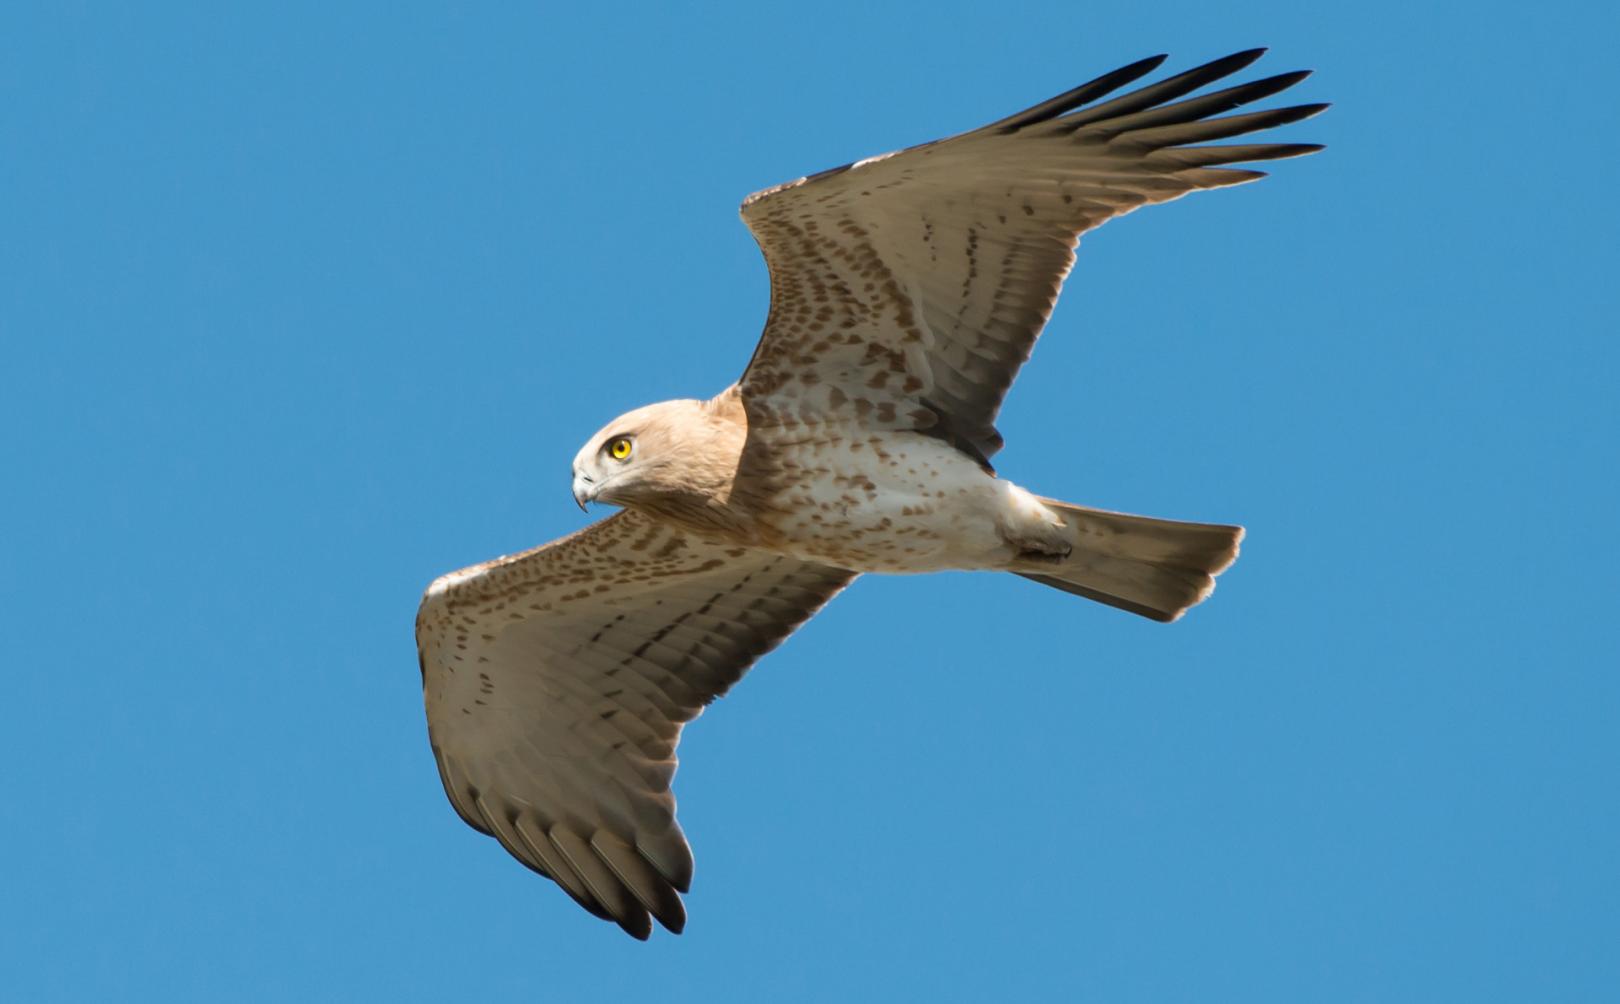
416;510;854;938
737;49;1325;461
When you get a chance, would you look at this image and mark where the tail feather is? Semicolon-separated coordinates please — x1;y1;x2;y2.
1014;499;1242;622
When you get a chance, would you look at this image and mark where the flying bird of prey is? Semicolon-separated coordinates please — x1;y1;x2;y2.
417;49;1323;939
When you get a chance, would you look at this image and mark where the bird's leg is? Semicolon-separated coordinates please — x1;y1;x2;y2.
995;482;1073;562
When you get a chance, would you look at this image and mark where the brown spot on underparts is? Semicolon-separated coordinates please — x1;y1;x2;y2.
861;343;891;365
629;525;662;552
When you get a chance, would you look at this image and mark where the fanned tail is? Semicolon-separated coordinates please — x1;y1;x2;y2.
1014;499;1242;622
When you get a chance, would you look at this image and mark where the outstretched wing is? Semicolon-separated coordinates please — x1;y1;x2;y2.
417;510;854;938
738;49;1325;461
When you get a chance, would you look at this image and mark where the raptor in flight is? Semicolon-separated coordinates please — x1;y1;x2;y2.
417;49;1323;938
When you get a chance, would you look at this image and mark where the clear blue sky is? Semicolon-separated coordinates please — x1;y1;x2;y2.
3;2;1615;1000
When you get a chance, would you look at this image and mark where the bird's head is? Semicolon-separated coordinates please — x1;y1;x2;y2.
571;398;737;513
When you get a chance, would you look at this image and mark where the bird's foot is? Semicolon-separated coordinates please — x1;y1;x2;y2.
1013;542;1072;564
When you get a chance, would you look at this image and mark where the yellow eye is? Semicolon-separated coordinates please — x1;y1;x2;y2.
607;437;632;461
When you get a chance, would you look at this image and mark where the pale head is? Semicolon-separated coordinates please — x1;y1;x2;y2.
570;398;743;515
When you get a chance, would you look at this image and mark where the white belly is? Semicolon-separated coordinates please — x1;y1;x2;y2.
760;431;1038;573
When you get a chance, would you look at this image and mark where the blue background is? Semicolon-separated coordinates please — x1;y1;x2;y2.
4;2;1615;1000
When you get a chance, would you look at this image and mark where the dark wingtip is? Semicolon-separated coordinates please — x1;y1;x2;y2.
618;913;654;940
1205;47;1269;75
991;52;1171;133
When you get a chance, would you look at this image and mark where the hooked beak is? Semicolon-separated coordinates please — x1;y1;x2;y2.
572;473;595;512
